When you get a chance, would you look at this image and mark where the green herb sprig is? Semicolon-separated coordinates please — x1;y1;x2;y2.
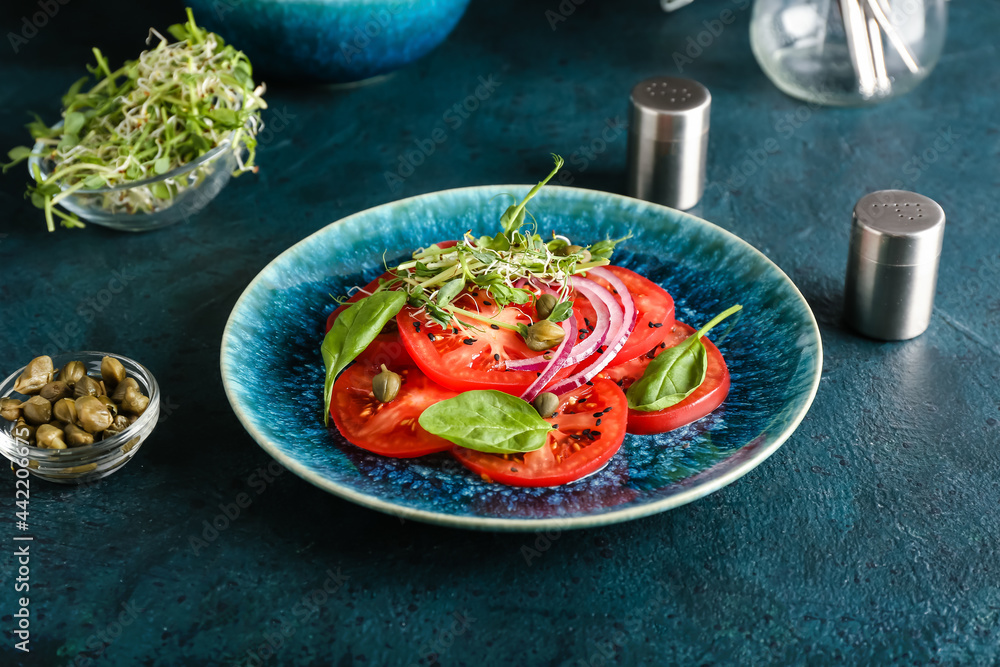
2;8;267;231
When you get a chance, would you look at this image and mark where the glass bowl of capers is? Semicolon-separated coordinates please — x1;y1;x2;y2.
0;352;159;484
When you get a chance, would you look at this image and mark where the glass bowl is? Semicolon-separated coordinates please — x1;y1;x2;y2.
0;352;159;484
27;137;238;232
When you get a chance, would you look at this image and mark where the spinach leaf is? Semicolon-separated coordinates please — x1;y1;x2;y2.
321;291;406;425
626;305;742;413
419;390;553;454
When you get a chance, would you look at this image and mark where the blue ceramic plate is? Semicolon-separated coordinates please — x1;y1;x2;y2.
221;186;821;531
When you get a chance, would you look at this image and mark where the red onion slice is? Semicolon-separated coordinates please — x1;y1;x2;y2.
545;267;638;395
519;314;578;403
505;277;615;371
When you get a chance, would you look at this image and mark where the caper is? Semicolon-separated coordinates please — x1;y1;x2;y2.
98;395;118;417
52;397;78;424
12;355;53;395
101;356;127;389
75;396;113;434
110;377;139;403
103;414;132;437
0;398;23;422
372;365;401;403
35;424;67;450
535;294;558;320
119;385;150;416
64;423;94;448
22;396;52;426
12;419;35;446
39;380;72;402
532;392;560;418
73;375;103;399
59;360;86;386
524;320;565;351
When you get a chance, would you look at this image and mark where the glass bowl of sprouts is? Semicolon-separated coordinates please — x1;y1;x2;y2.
6;9;266;233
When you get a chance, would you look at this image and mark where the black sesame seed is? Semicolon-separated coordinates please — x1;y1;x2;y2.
602;407;613;413
660;342;666;348
490;324;499;330
493;353;500;361
551;424;558;429
463;338;476;345
453;328;459;334
593;412;603;418
596;418;602;426
427;333;436;341
648;322;654;328
584;318;592;329
585;380;594;386
536;372;542;377
590;430;601;438
578;333;587;340
570;434;582;440
413;322;421;331
651;322;663;328
483;300;492;306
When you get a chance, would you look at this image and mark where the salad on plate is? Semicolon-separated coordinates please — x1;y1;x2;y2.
321;156;741;487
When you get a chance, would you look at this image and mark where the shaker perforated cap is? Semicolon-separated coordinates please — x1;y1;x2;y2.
627;76;710;210
844;190;946;340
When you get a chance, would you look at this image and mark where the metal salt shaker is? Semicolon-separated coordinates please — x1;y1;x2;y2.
844;190;946;340
626;76;711;211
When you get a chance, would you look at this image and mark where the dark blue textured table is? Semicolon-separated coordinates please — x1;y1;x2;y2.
2;1;999;665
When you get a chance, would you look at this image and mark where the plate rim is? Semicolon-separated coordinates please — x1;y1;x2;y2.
220;184;823;532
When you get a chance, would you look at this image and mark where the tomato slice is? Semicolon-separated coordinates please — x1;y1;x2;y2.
599;322;730;435
329;334;458;457
396;289;573;394
450;378;628;486
572;265;675;366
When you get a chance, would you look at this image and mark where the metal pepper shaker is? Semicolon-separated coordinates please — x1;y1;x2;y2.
626;76;711;210
844;190;946;340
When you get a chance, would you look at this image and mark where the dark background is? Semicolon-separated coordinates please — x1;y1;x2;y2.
2;0;1000;665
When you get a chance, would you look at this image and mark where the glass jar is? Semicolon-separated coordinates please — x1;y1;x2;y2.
750;0;947;106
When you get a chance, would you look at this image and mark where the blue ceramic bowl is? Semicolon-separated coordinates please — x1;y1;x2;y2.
221;186;822;531
187;0;472;83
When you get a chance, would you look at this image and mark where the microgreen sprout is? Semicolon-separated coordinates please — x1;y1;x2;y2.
372;155;629;333
2;8;267;231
